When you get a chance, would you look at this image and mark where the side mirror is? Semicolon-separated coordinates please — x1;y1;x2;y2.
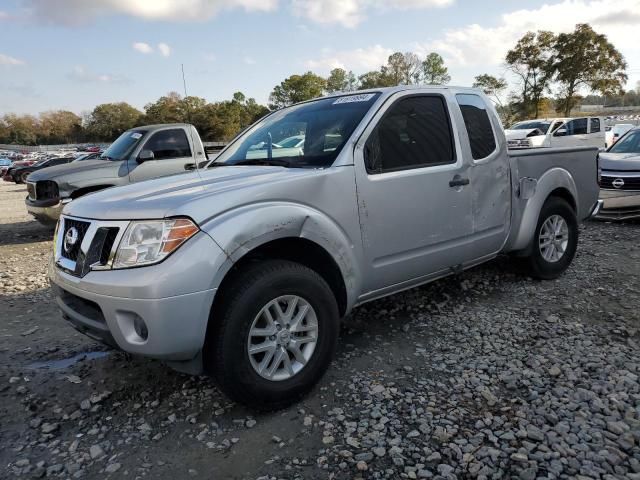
137;149;154;163
554;128;568;137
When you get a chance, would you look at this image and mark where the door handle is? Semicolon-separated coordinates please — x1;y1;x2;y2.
449;176;470;188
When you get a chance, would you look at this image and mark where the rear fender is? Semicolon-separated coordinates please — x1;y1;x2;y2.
200;202;361;311
508;167;577;252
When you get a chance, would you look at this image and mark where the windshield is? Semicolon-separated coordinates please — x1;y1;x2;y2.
101;130;147;161
609;130;640;153
510;121;551;132
211;93;381;168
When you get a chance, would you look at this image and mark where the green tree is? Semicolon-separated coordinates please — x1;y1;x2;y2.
269;72;327;109
1;114;39;145
326;68;357;93
85;102;144;141
385;52;422;85
473;74;508;108
357;70;394;89
505;30;555;119
421;52;451;85
38;110;83;144
551;24;627;116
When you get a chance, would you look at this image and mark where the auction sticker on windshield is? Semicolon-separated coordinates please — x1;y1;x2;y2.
333;94;376;105
131;133;142;139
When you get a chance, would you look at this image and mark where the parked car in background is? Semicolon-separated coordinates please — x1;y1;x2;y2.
0;157;12;174
2;159;38;182
506;117;605;150
10;156;75;184
605;124;634;148
25;123;207;225
597;127;640;220
73;152;103;162
49;86;600;408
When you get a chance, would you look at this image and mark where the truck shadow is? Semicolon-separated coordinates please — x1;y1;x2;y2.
0;220;53;246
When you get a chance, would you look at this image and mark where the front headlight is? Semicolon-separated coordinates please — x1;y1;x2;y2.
113;218;199;269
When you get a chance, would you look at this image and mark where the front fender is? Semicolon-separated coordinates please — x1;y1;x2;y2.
201;202;361;311
509;167;578;252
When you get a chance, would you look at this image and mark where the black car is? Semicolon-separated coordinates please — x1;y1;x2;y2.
11;156;74;184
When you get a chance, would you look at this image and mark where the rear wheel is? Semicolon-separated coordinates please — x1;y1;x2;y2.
205;260;340;410
526;197;578;279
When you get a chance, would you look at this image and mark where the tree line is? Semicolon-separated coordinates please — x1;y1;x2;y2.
0;23;630;146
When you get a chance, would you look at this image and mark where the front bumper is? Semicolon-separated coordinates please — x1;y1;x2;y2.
595;189;640;221
49;229;227;362
25;197;63;226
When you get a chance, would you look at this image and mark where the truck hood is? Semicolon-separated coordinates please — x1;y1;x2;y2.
504;129;544;140
599;152;640;172
27;159;116;182
63;166;330;223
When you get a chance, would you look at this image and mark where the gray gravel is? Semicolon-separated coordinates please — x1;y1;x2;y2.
1;181;639;479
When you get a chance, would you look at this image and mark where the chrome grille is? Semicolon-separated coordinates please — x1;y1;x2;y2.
600;175;640;191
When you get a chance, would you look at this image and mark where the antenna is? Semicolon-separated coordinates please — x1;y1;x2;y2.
180;64;204;173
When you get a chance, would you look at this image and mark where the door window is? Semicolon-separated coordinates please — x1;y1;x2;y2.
557;118;588;136
365;95;455;174
456;94;497;160
143;129;192;160
590;118;601;133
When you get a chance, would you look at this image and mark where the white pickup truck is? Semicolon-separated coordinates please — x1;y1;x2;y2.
49;86;601;409
506;117;605;150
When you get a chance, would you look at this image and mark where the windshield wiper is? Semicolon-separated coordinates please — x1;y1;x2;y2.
232;158;299;168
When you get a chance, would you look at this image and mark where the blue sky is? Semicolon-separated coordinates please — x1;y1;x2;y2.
1;0;639;115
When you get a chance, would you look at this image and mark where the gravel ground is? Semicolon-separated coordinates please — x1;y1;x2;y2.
1;181;639;480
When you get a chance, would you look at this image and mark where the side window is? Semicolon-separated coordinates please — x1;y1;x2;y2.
365;95;455;174
590;118;601;133
564;118;588;135
51;158;68;165
456;94;497;160
143;129;192;160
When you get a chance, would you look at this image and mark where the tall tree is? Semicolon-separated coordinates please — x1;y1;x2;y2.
551;24;627;116
473;74;508;108
505;30;555;119
85;102;143;141
421;53;451;85
358;70;394;89
39;110;82;144
385;52;422;85
326;68;357;93
1;114;39;145
269;72;327;109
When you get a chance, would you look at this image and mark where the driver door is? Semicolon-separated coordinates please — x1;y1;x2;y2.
550;118;588;148
128;128;193;182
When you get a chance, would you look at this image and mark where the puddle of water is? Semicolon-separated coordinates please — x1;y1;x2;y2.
27;351;111;370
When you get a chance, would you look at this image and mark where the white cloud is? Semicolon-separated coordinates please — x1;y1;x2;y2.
133;42;154;54
68;65;128;83
0;53;25;66
203;52;217;62
157;42;171;57
292;0;453;27
0;11;8;20
414;0;640;70
306;45;394;72
244;56;257;65
25;0;278;24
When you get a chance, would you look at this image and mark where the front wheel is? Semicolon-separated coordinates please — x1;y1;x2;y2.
20;172;30;183
204;260;340;410
526;197;578;280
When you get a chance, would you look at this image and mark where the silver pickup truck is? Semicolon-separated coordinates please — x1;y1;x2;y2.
25;124;207;226
49;86;601;409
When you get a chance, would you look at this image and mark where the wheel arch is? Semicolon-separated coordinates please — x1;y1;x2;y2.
508;168;578;252
202;202;361;318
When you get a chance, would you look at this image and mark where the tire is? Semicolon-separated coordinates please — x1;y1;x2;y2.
526;197;578;280
204;259;340;410
20;172;30;183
